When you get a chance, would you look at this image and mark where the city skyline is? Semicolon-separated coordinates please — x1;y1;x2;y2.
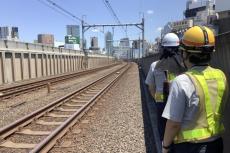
0;0;186;48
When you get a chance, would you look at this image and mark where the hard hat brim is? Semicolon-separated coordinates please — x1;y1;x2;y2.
162;42;179;47
179;45;215;53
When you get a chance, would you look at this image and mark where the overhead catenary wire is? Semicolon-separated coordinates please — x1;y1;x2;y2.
46;0;82;22
102;0;127;36
38;0;88;25
36;0;77;22
37;0;104;34
103;0;121;25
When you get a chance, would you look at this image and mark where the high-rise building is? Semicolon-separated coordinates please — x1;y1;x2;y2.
162;0;217;38
0;26;19;41
119;38;130;48
132;40;141;49
162;19;193;39
105;31;113;55
90;37;99;48
37;34;54;46
216;0;230;19
89;37;100;52
184;0;216;26
216;0;230;12
215;0;230;34
119;38;131;59
66;25;80;38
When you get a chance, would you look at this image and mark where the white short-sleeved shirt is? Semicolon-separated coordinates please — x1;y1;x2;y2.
145;61;158;87
162;73;199;129
145;61;166;91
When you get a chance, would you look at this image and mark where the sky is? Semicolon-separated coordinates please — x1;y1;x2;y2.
0;0;187;48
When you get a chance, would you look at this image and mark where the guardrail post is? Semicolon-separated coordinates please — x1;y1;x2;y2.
35;53;38;78
1;51;7;83
12;52;16;82
20;53;24;80
28;52;32;79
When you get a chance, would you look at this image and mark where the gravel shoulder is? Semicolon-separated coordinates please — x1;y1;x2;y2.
50;63;146;153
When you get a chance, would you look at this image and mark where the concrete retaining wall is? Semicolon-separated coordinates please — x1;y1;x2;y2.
211;33;230;75
0;40;115;85
211;32;230;153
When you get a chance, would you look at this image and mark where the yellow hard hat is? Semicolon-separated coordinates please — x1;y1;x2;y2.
181;26;215;53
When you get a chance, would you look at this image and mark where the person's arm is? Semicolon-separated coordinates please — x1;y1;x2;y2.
162;120;181;153
145;63;156;97
222;74;229;126
162;77;187;153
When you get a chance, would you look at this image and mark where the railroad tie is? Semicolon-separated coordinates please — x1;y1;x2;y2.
85;91;99;94
64;103;83;107
36;120;63;126
75;96;91;100
45;113;72;118
71;99;88;104
16;129;51;136
0;140;36;149
55;107;77;112
88;89;100;92
81;93;95;97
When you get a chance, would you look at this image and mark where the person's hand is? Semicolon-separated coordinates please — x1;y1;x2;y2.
162;148;169;153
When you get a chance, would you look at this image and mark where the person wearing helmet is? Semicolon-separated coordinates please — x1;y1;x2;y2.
145;33;186;142
162;26;229;153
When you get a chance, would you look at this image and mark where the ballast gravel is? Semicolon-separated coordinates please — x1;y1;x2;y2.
50;63;146;153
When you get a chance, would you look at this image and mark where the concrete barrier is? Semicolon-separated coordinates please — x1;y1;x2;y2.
0;40;115;85
210;32;230;153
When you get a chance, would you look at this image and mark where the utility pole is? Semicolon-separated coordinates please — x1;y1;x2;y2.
108;42;110;64
81;19;88;69
81;20;84;53
132;46;134;59
139;37;141;59
131;46;133;60
142;17;145;57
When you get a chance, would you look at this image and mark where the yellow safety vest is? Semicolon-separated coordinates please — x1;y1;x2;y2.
174;66;227;143
154;73;176;102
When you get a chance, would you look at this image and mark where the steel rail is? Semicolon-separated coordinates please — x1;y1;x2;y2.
0;63;118;92
0;63;119;99
30;64;130;153
0;64;127;140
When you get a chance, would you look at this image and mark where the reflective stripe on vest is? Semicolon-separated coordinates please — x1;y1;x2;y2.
169;73;176;81
174;67;226;143
154;73;176;102
155;92;164;102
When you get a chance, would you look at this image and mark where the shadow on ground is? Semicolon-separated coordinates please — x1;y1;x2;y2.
139;66;161;153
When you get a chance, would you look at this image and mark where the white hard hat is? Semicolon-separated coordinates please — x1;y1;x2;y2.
161;33;179;47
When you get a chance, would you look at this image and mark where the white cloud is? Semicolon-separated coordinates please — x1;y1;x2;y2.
147;10;154;15
157;27;162;32
92;28;99;32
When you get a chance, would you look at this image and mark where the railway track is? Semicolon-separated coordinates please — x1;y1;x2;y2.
0;63;119;100
0;63;130;153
